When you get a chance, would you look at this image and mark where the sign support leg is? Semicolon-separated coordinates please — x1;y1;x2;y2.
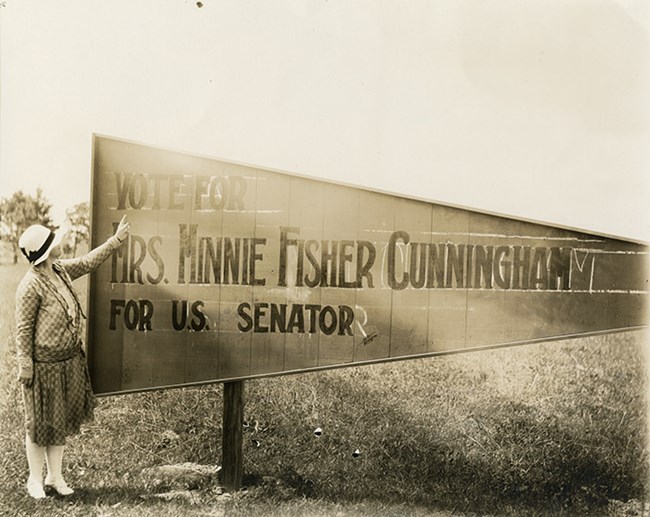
221;380;244;491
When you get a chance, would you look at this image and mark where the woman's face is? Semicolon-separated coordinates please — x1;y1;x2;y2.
49;244;62;260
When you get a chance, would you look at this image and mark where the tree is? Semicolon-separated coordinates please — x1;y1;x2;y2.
0;189;54;264
63;202;90;257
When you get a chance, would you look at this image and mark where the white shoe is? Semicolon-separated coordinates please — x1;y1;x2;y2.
26;477;46;499
44;476;74;496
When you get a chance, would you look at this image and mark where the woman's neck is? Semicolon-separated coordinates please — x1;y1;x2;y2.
36;258;57;278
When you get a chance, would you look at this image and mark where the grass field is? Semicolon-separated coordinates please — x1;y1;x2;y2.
0;262;648;516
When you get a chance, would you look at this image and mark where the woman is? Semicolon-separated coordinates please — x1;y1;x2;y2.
15;215;130;499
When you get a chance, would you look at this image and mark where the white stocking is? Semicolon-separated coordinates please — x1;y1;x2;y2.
45;445;65;484
25;433;46;498
45;445;73;495
25;433;45;483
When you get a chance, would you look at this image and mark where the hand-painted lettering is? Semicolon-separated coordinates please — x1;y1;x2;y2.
178;224;266;285
386;231;577;292
109;299;154;331
112;172;247;211
110;230;166;285
278;227;376;288
236;301;355;335
172;300;207;331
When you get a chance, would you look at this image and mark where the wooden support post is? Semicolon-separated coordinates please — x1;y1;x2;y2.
221;380;245;491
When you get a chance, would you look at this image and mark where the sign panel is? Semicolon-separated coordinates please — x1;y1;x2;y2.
88;135;648;394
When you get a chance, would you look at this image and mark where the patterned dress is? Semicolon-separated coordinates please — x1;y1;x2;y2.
15;236;123;445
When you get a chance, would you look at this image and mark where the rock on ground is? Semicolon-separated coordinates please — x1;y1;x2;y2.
140;462;222;491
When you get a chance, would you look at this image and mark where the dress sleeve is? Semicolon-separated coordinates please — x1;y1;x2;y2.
15;278;40;380
59;235;124;281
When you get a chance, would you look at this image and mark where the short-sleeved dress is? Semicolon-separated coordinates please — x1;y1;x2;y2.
15;236;123;446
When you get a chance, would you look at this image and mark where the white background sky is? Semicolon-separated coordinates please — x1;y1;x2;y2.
1;0;649;242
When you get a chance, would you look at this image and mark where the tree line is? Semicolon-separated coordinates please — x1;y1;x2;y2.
0;189;89;264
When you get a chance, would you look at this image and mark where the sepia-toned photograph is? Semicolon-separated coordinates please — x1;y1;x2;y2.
0;1;648;516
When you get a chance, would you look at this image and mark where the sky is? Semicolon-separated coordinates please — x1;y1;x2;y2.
1;0;649;242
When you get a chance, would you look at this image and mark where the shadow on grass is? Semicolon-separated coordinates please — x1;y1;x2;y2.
1;484;148;517
241;366;647;516
52;484;146;503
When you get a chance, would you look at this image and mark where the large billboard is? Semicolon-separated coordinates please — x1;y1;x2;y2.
88;135;648;395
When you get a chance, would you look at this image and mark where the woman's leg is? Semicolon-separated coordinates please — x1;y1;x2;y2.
44;445;74;495
25;433;46;499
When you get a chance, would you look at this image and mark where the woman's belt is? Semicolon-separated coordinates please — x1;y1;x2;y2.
33;343;82;363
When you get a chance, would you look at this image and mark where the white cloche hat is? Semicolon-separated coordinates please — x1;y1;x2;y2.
18;225;63;265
